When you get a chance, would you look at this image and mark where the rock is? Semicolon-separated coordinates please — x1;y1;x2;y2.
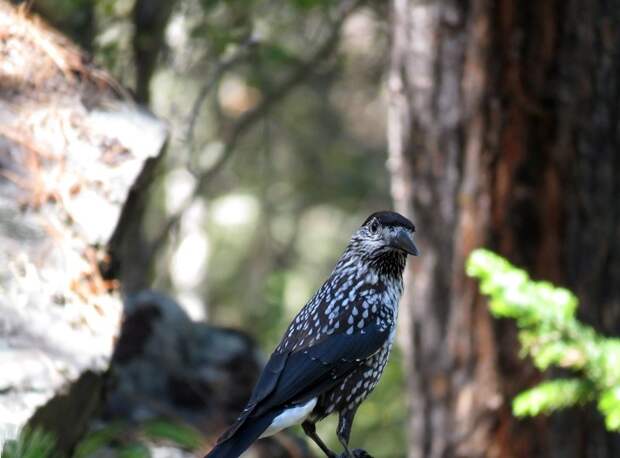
100;291;311;458
0;2;166;447
104;290;263;434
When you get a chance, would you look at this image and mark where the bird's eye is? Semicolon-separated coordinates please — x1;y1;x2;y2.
369;221;379;234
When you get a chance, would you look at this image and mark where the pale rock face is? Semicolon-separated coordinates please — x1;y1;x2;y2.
0;3;168;444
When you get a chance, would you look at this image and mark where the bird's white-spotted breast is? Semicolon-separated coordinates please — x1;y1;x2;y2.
310;267;403;420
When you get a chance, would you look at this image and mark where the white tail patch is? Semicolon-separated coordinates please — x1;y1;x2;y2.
259;397;318;438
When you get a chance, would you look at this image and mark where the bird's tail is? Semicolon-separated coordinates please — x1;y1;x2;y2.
205;411;278;458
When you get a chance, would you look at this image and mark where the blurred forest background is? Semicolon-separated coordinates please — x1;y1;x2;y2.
0;0;619;457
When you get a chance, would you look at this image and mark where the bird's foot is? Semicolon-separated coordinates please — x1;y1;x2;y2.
338;449;373;458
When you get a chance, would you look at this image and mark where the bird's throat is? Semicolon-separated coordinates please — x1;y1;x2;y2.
368;250;407;280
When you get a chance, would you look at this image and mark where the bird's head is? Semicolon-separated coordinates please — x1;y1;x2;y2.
347;211;419;263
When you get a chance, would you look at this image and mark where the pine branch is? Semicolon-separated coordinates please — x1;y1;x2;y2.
467;249;620;430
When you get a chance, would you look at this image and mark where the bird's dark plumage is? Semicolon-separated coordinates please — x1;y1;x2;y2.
206;211;418;458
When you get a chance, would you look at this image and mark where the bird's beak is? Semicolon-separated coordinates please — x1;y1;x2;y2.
389;228;419;256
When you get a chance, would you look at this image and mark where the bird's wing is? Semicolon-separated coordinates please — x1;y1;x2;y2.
216;352;289;443
217;322;387;443
252;321;388;416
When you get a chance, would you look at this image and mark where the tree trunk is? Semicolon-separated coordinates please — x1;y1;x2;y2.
132;0;177;105
387;0;620;457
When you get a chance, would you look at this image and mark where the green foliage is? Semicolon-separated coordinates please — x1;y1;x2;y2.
467;249;620;430
74;419;202;457
73;422;126;458
142;419;202;450
512;379;593;416
116;444;149;458
599;388;620;430
1;428;56;458
1;419;201;458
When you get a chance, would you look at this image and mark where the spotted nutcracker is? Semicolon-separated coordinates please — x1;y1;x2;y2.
206;211;418;458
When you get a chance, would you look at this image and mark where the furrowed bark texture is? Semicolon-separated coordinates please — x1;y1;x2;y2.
388;0;620;457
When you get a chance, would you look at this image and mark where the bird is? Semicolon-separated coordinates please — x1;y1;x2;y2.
205;211;418;458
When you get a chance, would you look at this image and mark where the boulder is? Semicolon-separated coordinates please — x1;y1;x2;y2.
0;1;166;445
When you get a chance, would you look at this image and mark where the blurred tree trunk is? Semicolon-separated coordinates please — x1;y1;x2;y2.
387;0;620;457
132;0;177;105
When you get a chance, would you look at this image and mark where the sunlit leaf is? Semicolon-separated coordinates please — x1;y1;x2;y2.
513;379;592;417
598;388;620;431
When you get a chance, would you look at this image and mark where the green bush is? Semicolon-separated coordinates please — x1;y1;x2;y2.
1;429;56;458
2;418;204;458
466;249;620;431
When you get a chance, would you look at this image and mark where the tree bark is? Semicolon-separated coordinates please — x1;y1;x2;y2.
387;0;620;457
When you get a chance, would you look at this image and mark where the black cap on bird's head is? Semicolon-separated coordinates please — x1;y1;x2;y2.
362;211;416;233
351;210;419;258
